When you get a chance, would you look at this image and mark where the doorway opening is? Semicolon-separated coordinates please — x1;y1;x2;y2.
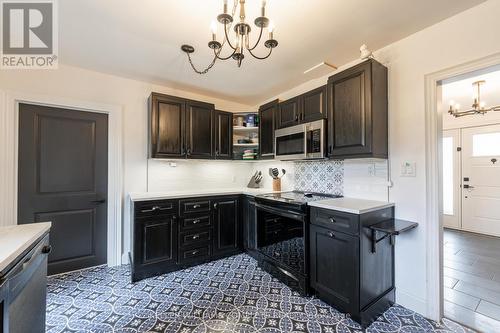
439;65;500;332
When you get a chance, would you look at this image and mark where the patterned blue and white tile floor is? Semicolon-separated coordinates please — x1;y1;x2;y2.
46;254;473;332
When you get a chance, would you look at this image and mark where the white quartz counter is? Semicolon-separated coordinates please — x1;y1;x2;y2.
0;222;51;273
308;197;394;214
129;188;279;201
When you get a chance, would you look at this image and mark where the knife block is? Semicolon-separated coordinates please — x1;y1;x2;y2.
272;178;281;192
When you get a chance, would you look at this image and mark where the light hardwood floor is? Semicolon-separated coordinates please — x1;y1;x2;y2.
444;228;500;333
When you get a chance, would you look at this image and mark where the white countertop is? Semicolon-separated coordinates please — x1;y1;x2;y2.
308;197;394;214
129;188;280;201
0;222;51;273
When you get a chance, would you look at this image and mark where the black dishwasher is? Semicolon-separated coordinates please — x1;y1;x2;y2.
0;234;50;333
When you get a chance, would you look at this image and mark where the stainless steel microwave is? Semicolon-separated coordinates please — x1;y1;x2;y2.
274;119;326;160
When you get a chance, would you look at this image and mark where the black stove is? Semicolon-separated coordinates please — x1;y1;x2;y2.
253;191;342;295
257;191;342;207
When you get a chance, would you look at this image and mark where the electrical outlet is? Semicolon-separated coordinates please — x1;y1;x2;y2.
368;163;376;176
400;162;416;177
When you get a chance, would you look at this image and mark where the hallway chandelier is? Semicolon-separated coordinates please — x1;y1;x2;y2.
448;80;500;117
181;0;278;74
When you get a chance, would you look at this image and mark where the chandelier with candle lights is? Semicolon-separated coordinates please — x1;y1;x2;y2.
448;80;500;117
181;0;278;74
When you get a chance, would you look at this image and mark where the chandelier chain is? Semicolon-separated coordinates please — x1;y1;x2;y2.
185;1;238;75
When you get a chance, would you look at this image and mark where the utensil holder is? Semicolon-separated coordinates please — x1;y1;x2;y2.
272;178;281;192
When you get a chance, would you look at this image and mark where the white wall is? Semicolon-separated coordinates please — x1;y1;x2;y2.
254;0;500;315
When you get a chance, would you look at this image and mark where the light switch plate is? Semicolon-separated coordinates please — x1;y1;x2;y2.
401;161;416;177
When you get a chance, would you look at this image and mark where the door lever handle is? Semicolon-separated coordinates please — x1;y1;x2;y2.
91;199;106;204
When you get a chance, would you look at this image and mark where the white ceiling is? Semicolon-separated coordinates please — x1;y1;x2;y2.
59;0;486;105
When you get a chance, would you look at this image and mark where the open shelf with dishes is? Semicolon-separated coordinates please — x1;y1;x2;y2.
233;112;259;160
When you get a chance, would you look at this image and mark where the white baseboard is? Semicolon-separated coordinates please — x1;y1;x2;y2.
396;289;427;317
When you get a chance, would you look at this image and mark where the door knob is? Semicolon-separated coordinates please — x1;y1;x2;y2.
42;245;52;254
491;158;497;164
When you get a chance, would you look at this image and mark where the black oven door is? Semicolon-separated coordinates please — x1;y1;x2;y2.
255;203;306;276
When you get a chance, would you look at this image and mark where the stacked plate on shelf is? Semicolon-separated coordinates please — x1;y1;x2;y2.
242;149;257;160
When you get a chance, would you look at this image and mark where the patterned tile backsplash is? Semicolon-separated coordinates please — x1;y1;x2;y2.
294;160;344;195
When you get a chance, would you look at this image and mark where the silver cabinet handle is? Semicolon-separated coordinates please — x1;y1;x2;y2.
329;217;336;223
328;231;335;238
213;203;218;209
191;250;199;255
141;204;172;213
193;204;201;209
192;234;200;240
192;219;200;224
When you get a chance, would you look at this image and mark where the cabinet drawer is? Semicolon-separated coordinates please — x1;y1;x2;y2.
135;200;177;218
179;244;211;263
180;215;211;230
179;229;211;247
310;207;359;235
180;199;211;215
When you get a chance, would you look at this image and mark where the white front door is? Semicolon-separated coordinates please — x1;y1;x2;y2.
461;124;500;236
442;129;461;229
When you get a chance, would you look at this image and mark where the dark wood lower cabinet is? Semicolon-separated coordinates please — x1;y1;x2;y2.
130;195;241;282
310;225;359;313
132;216;178;281
213;197;241;256
309;206;395;327
242;196;257;254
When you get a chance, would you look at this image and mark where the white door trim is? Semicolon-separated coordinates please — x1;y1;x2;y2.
0;90;123;267
424;52;500;321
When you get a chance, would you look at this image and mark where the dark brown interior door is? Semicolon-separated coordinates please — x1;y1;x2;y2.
18;103;108;275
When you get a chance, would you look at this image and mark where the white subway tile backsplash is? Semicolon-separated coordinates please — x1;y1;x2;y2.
146;158;389;202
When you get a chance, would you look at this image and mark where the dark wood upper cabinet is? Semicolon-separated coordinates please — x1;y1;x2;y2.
277;97;300;128
149;93;185;158
259;99;278;159
213;110;233;160
186;100;214;159
327;59;388;158
276;86;327;129
149;92;216;159
302;85;327;122
213;197;240;256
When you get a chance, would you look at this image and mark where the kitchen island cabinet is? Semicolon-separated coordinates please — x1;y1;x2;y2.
308;203;417;327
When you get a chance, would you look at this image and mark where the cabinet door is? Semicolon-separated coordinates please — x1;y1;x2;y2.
213;197;240;255
214;110;233;160
277;97;300;128
302;85;327;122
310;224;359;314
243;196;257;250
186;100;214;159
259;100;278;159
135;216;178;267
149;93;185;158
